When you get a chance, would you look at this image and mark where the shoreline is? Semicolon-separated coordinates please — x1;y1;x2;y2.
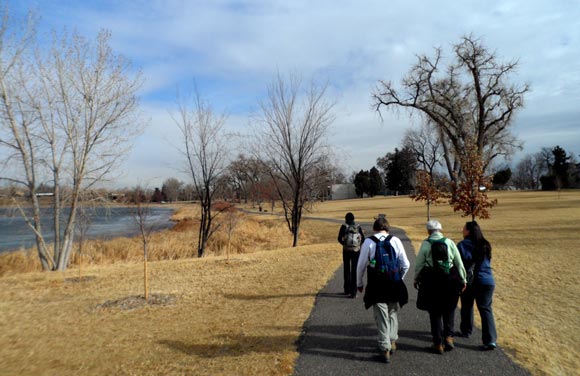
0;206;177;254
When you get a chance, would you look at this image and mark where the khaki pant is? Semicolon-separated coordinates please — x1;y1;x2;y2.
373;302;399;351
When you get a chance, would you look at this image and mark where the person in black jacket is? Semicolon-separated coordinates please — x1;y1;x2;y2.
338;212;365;298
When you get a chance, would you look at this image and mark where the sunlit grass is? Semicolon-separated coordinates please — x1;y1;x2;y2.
0;191;577;375
308;190;580;376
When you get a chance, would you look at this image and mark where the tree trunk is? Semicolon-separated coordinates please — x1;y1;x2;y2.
30;194;53;270
78;244;82;279
52;172;61;265
440;130;457;182
291;189;301;247
57;187;81;271
292;223;300;247
143;241;148;302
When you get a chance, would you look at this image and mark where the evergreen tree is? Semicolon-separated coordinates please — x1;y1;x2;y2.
368;167;383;197
353;170;370;198
552;146;570;188
378;147;416;195
492;168;512;189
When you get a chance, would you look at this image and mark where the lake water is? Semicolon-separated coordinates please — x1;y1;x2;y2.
0;206;175;253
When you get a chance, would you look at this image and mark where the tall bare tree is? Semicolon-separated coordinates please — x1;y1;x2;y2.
253;73;334;247
161;177;183;202
0;6;53;269
227;154;265;204
173;88;228;257
373;35;528;180
402;122;443;178
0;6;142;271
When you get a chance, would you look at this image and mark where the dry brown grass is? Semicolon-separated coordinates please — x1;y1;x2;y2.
0;205;321;277
308;190;580;376
1;192;577;375
0;243;342;375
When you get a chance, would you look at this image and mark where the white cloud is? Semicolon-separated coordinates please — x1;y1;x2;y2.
12;0;580;184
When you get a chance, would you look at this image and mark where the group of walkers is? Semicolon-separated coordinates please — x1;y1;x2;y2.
337;213;497;363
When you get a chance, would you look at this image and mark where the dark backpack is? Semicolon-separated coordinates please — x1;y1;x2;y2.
428;238;464;292
369;235;401;282
343;224;362;252
428;238;451;275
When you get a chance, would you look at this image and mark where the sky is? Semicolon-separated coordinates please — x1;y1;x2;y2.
9;0;580;187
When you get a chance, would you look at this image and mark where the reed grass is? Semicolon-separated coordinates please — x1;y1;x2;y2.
0;205;326;276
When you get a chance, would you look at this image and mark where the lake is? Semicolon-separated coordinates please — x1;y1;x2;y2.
0;206;175;253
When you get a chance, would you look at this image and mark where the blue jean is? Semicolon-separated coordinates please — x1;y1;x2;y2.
460;283;497;345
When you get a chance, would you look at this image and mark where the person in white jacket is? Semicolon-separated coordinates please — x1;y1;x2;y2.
357;216;410;363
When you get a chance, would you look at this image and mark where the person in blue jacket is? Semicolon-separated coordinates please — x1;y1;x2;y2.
456;221;498;350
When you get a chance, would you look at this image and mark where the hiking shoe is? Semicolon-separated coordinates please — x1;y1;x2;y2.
455;330;470;338
390;341;397;354
382;350;391;363
430;344;444;354
444;337;455;351
483;343;497;351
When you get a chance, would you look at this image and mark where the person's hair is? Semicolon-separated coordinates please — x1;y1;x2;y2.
345;212;355;223
426;220;442;232
373;216;390;232
465;221;492;260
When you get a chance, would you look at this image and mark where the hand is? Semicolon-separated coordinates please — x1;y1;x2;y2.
413;281;419;290
461;283;467;293
357;286;363;293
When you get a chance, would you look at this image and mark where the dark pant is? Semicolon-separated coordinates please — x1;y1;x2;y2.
460;283;497;345
429;307;457;345
342;250;360;296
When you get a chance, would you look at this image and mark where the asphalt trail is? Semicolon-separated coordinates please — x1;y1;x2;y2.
294;225;530;376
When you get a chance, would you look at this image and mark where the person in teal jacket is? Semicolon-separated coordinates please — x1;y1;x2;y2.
414;220;466;354
457;221;497;350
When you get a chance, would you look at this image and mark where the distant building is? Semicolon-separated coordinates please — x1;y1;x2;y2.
109;193;126;201
330;184;358;200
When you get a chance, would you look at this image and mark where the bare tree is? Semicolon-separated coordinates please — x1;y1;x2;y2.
132;186;154;302
402;122;443;178
0;7;143;271
513;153;544;190
0;6;54;269
227;154;265;205
215;201;241;260
373;35;529;180
538;147;554;175
173;88;228;257
161;177;183;202
253;73;334;247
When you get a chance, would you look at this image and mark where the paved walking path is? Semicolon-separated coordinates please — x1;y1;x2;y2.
294;225;531;376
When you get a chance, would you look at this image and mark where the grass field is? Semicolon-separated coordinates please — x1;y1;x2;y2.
0;191;578;375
